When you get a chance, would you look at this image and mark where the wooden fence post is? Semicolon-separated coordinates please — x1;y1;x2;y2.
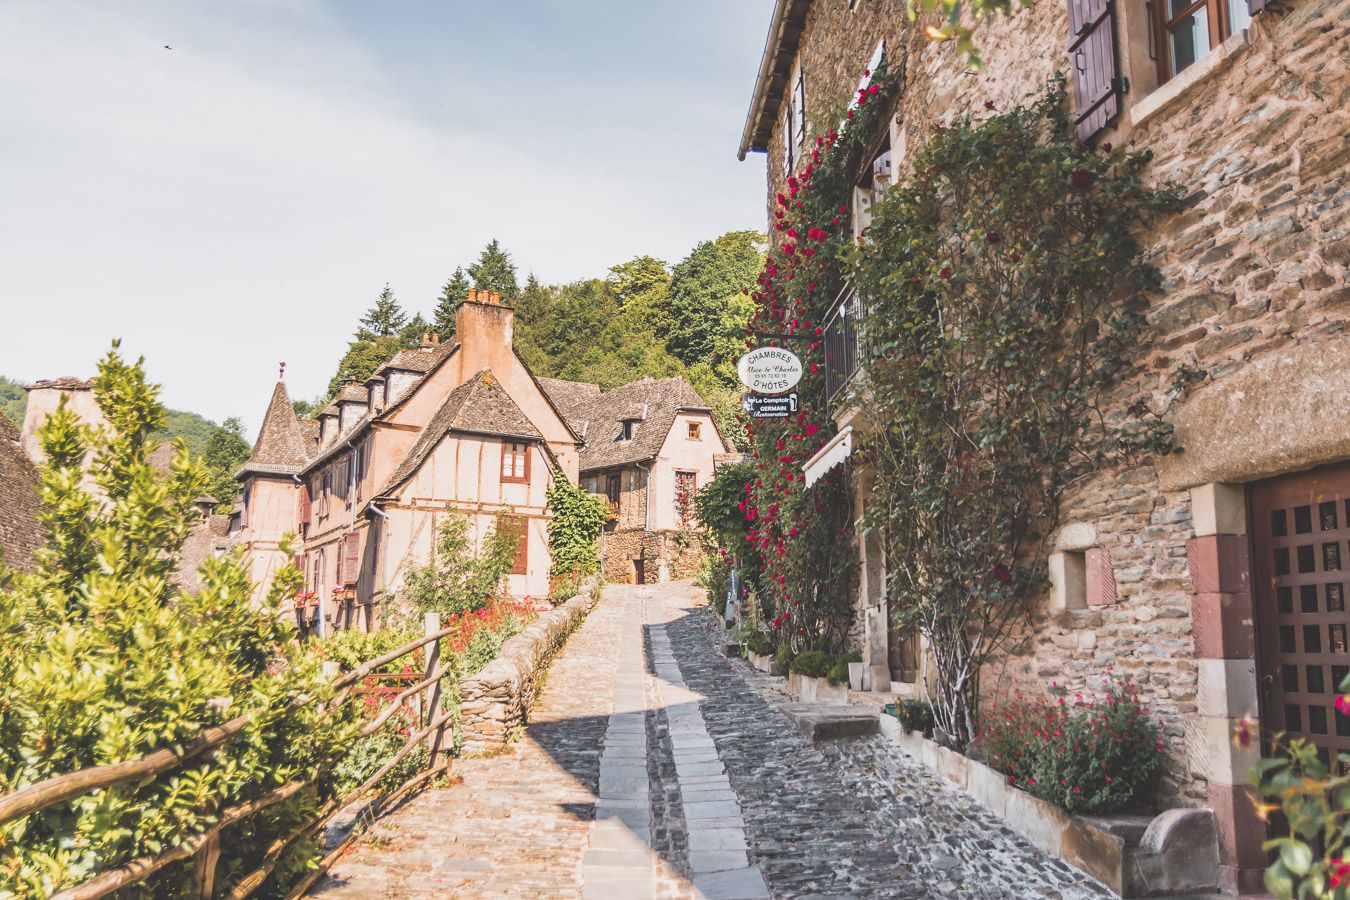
422;612;444;770
191;827;220;898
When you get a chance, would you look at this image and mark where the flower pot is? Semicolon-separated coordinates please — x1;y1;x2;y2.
848;661;865;692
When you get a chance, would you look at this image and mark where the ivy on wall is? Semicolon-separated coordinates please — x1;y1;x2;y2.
854;79;1186;748
545;472;609;597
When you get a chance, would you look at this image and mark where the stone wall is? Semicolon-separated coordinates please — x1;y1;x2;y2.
456;580;599;755
754;0;1348;886
600;528;704;584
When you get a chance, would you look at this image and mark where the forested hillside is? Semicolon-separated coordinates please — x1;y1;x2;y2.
310;232;765;445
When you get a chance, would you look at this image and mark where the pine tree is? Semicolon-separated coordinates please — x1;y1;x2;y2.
359;283;408;337
203;416;250;504
467;240;519;304
433;267;470;337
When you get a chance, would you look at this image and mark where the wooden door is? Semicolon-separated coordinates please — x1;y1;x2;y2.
1251;464;1350;768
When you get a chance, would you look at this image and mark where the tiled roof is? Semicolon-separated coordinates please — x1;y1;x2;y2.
379;370;542;496
242;381;311;474
376;347;440;375
0;411;42;571
29;377;93;391
146;442;177;472
335;382;368;404
298;419;320;455
540;375;719;472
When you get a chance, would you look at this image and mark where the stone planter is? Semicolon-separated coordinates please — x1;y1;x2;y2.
813;676;849;705
787;673;804;697
878;720;1219;897
746;651;772;673
848;661;865;691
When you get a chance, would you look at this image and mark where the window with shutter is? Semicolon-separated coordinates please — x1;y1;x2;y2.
342;532;360;586
500;516;528;576
792;65;806;148
298;483;312;526
1067;0;1123;143
1150;0;1252;84
782;106;795;175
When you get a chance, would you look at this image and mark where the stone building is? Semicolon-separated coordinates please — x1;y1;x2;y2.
540;376;736;584
739;0;1347;891
0;411;42;573
13;377;228;585
232;290;585;632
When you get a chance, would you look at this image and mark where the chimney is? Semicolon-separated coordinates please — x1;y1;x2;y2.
455;286;514;374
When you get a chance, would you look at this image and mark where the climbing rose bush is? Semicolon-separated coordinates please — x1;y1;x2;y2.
976;676;1163;814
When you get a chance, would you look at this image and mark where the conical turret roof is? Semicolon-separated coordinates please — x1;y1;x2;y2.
243;380;311;474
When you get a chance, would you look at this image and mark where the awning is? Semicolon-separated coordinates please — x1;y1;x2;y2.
803;426;853;488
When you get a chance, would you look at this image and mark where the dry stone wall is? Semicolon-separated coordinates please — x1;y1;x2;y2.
457;580;599;755
763;0;1349;809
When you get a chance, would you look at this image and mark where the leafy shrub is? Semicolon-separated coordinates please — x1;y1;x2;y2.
826;652;861;685
319;625;420;672
887;700;937;736
745;630;774;657
771;645;792;677
975;676;1163;815
327;707;429;797
1248;670;1350;898
401;513;519;620
790;650;831;678
0;347;357;897
546;472;608;597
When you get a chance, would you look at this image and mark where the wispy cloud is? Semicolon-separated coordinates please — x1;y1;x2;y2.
0;0;767;431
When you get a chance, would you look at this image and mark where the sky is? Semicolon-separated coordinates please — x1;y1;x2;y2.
0;0;773;436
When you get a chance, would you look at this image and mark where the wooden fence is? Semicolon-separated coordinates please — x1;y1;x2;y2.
0;612;459;899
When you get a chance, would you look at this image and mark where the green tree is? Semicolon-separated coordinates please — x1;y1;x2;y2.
515;273;552;326
0;345;353;895
202;416;250;504
359;283;408;338
399;312;431;346
326;333;403;400
401;512;521;619
667;231;764;378
0;375;27;428
433;267;470;337
467;239;519;304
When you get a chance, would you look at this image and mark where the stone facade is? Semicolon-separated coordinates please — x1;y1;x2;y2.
599;528;704;585
457;580;599;755
742;0;1348;892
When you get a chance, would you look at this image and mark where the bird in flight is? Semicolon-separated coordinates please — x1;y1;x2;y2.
163;44;173;50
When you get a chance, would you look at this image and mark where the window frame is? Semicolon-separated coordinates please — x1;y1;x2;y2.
1150;0;1243;84
501;439;531;484
687;421;702;441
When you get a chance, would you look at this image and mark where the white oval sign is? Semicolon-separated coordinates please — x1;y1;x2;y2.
737;347;803;394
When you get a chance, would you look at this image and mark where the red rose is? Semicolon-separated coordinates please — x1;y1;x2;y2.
939;266;952;279
993;563;1012;583
1071;169;1095;189
984;100;995;110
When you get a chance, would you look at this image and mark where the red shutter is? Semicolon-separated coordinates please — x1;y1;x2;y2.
298;484;312;525
343;532;360;586
1066;0;1122;143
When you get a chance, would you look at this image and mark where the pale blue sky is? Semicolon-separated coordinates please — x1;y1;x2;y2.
0;0;772;434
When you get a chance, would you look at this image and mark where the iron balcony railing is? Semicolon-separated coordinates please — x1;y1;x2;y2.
824;287;866;404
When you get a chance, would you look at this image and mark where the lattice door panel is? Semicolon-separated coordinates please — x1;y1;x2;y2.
1251;464;1350;769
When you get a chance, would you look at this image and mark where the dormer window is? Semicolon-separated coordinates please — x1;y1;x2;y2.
688;422;702;441
621;420;639;442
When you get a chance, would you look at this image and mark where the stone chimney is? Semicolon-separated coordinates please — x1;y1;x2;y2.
20;377;104;466
366;376;386;413
455;287;515;375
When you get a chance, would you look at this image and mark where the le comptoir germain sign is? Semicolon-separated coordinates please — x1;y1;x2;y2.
737;346;804;419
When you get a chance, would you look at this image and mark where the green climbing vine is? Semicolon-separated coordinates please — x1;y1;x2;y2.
545;471;609;599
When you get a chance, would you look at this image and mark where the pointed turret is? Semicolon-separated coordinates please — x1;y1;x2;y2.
241;380;311;476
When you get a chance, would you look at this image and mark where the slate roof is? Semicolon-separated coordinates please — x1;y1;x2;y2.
0;411;43;572
335;382;368;404
540;376;719;472
379;370;542;496
29;377;93;391
242;381;311;475
377;347;440;375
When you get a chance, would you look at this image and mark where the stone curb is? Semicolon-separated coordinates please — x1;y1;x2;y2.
457;579;600;754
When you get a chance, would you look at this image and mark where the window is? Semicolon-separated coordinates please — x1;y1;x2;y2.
791;63;806;149
319;472;331;517
605;473;622;507
499;515;528;576
501;440;530;483
1152;0;1251;82
620;420;638;442
335;457;350;505
676;471;697;525
688;421;702;441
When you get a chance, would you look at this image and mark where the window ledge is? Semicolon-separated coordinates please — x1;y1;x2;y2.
1130;28;1250;129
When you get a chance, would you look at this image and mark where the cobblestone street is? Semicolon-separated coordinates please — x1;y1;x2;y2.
313;582;1109;899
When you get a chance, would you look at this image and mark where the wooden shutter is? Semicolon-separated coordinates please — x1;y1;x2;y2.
1066;0;1122;143
782;107;794;174
792;69;806;147
298;483;312;525
342;532;360;586
501;516;528;576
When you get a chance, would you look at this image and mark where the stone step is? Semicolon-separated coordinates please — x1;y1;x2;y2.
778;703;879;741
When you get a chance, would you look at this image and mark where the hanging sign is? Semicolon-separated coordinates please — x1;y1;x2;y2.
737;347;803;394
742;392;799;419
